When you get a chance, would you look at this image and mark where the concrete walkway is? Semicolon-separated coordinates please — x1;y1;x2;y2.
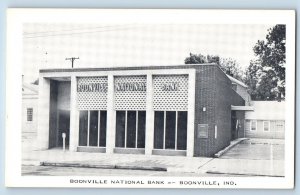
22;138;285;176
22;144;212;173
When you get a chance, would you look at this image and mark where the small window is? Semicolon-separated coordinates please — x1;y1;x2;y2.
263;121;270;132
232;83;238;91
250;120;256;131
27;108;33;122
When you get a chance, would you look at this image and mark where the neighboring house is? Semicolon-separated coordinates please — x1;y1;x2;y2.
227;76;285;140
244;101;285;139
227;75;252;106
22;81;39;139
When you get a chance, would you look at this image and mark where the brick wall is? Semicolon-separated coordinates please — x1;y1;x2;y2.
194;65;245;157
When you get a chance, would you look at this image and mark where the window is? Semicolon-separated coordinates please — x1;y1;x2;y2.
115;110;146;148
250;120;257;131
79;110;107;147
27;108;33;122
263;121;270;132
232;83;238;91
154;111;187;150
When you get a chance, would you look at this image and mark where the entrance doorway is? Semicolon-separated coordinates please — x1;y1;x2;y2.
57;110;70;147
48;79;71;149
231;111;238;140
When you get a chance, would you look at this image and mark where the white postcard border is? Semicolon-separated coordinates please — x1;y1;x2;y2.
5;9;295;188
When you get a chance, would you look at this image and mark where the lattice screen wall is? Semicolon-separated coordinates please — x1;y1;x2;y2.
77;77;108;110
114;76;147;110
153;75;189;111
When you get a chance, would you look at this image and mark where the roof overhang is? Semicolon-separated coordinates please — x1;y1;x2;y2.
231;105;254;111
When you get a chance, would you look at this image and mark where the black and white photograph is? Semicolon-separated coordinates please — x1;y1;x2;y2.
5;9;295;188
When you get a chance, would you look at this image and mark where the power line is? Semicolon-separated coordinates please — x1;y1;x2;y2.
23;24;174;39
23;26;142;39
23;24;135;35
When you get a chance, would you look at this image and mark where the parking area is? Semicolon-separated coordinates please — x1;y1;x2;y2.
200;138;285;177
221;138;285;160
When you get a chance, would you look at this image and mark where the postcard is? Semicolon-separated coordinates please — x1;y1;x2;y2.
5;8;295;188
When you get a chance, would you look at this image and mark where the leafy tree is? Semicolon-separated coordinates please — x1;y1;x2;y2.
219;58;244;81
245;60;279;100
184;53;210;64
244;60;261;99
184;53;244;81
252;24;286;99
255;69;279;100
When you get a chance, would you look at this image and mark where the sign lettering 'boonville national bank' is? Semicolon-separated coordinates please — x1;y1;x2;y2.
77;82;179;92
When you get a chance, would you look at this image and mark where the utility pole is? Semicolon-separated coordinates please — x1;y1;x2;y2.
65;57;79;68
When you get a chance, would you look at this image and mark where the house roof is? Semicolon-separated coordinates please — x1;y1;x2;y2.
22;83;38;95
245;101;285;120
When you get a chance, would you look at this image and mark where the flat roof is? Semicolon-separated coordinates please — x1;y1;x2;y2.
39;63;217;73
245;101;285;120
231;106;254;111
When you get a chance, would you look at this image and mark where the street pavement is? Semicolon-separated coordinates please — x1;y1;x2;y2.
22;137;285;177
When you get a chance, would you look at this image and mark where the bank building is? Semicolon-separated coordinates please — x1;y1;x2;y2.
34;64;255;157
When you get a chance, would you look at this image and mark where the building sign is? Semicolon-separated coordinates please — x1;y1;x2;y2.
77;83;108;93
115;82;146;92
153;75;188;111
197;124;208;138
77;77;108;110
161;82;179;91
77;81;179;92
114;76;147;110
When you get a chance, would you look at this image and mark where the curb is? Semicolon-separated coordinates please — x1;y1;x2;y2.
22;160;41;166
214;138;249;158
206;170;284;177
40;162;167;172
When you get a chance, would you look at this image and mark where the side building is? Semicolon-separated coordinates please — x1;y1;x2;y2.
22;80;39;140
244;101;285;139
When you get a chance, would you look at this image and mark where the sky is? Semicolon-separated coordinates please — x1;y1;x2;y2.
22;23;274;83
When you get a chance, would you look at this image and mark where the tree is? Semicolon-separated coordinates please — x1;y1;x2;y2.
219;58;244;81
245;60;279;100
253;24;286;99
184;53;214;64
184;53;244;81
255;69;279;100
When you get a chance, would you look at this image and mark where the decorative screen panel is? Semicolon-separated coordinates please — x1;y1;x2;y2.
153;75;188;111
114;76;147;110
77;77;108;110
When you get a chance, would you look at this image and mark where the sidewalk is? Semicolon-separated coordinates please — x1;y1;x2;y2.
22;140;212;173
22;138;285;176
